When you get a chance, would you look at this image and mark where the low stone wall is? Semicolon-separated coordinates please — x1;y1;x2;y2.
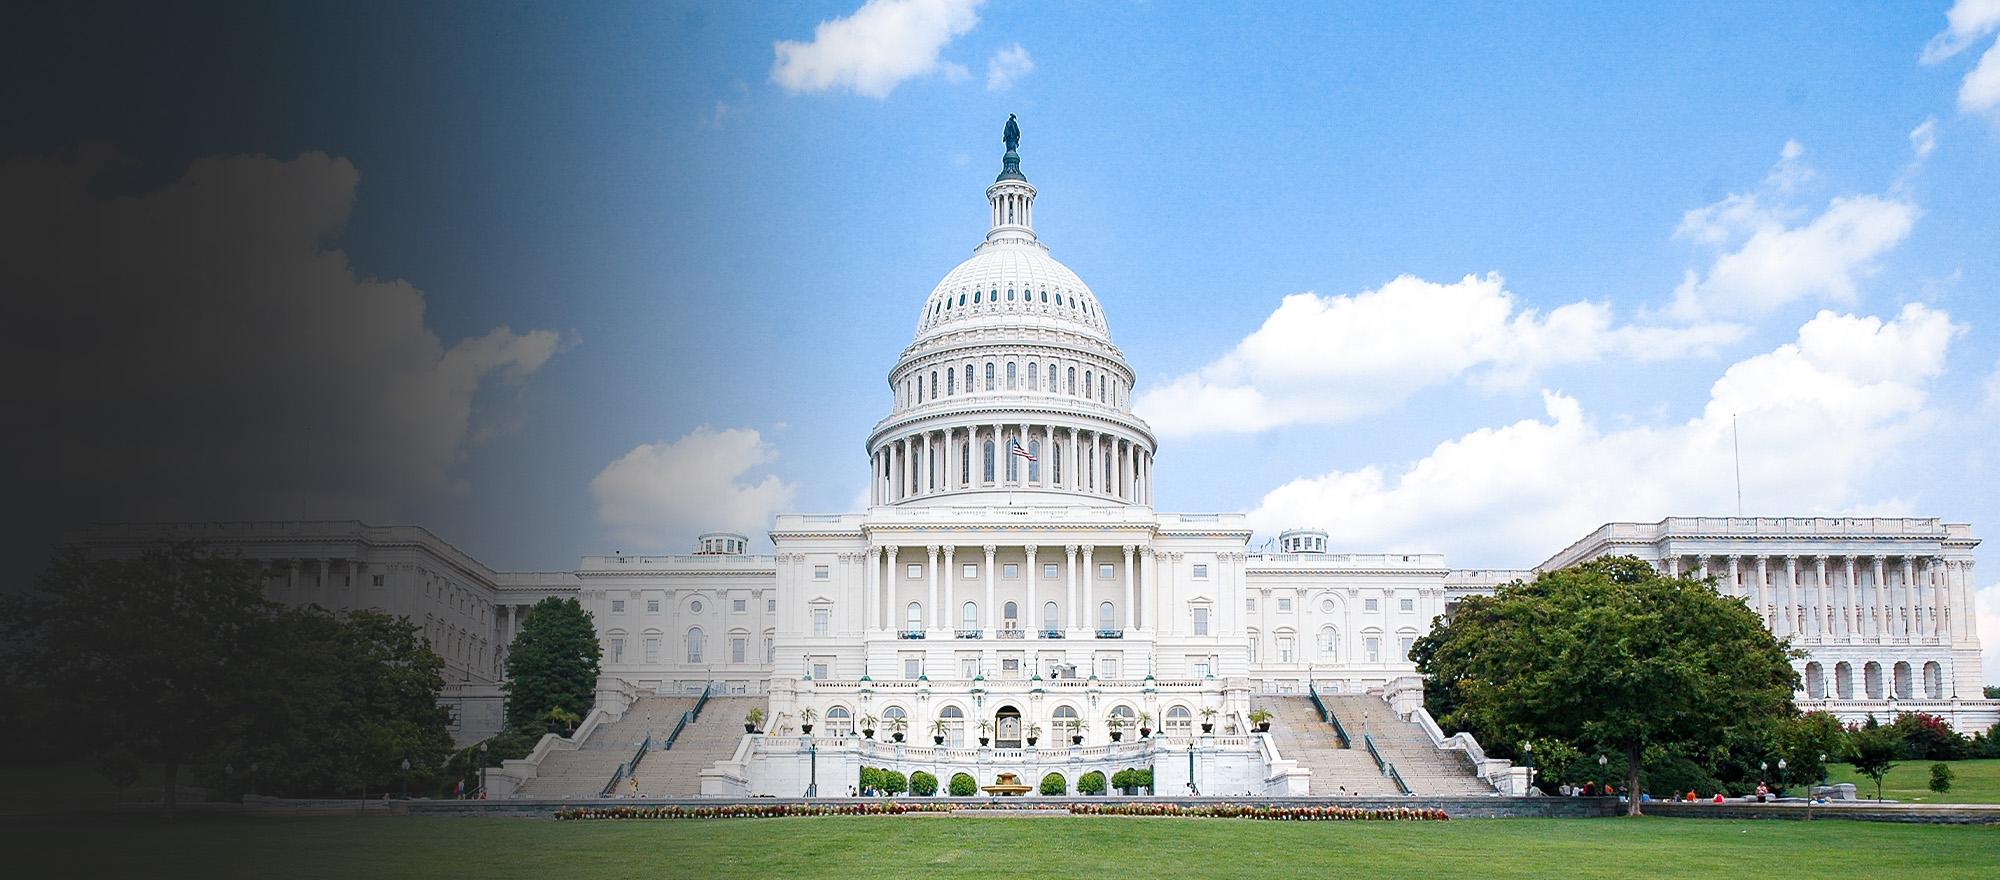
1647;801;2000;825
407;794;1615;820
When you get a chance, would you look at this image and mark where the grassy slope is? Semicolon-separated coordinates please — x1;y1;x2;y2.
1826;759;2000;804
8;815;1996;880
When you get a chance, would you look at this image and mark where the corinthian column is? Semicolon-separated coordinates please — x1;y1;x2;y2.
1122;545;1136;632
983;545;997;636
1024;545;1039;637
927;545;942;632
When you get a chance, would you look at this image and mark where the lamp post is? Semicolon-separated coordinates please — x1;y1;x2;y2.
478;741;489;798
1777;758;1787;799
401;758;411;800
1522;741;1535;793
1186;742;1198;796
806;739;819;798
1597;754;1607;795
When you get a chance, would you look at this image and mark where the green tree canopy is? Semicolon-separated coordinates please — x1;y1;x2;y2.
0;545;273;815
502;597;601;734
1411;556;1798;814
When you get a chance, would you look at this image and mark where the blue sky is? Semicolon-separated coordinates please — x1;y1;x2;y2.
8;1;2000;671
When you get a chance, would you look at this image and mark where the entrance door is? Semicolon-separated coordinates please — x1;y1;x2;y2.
995;705;1023;748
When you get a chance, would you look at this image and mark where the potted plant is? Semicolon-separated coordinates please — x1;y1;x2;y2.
1026;723;1042;747
1106;714;1126;742
744;706;765;734
860;713;879;739
931;718;949;745
1199;707;1217;733
799;706;817;735
977;719;993;747
1249;707;1273;733
889;716;907;742
1138;711;1153;738
1070;718;1088;746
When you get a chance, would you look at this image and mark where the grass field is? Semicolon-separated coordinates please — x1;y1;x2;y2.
5;814;1995;879
1827;759;2000;804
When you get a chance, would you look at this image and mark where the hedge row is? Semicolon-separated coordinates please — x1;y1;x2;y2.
1068;803;1449;821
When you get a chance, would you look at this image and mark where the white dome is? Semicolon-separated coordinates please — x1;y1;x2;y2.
914;241;1110;342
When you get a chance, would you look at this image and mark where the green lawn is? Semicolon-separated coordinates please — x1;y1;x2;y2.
5;814;1995;879
1826;759;2000;804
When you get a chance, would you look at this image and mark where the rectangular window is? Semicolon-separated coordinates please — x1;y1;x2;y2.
1002;563;1019;578
1098;563;1114;579
647;599;661;613
904;658;922;680
1278;637;1294;663
1192;563;1209;579
960;658;979;679
1399;637;1415;660
812;608;830;637
731;638;746;664
1246;597;1256;611
814;565;829;580
1043;563;1058;578
767;598;777;612
610;638;625;663
611;599;626;613
371;574;385;587
1098;658;1118;679
963;563;978;579
1277;598;1292;612
1002;658;1020;677
1399;598;1414;612
812;662;829;680
1193;607;1211;636
1248;637;1259;662
733;599;747;612
1193;660;1211;678
1364;598;1379;612
644;637;660;663
1365;637;1381;663
907;564;923;579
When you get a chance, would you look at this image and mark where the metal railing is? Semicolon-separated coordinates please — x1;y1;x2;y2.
1362;733;1386;771
1308;684;1351;748
898;630;926;639
1386;763;1412;795
661;682;713;752
600;763;627;798
1039;630;1064;639
1095;629;1125;639
955;629;981;639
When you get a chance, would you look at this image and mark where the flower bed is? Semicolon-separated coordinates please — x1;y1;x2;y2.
557;803;957;820
1067;803;1448;821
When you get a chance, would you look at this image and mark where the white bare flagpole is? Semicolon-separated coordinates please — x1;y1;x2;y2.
1733;413;1743;516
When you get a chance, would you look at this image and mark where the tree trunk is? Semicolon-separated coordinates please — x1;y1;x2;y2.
162;760;179;819
1624;740;1643;816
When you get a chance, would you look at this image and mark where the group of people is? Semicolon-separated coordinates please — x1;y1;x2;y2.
1555;781;1616;797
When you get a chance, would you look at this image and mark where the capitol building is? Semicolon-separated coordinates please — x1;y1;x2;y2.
70;124;1997;799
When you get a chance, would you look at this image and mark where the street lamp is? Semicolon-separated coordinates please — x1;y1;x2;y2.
1522;741;1535;792
1777;758;1787;798
401;758;412;800
478;741;489;798
806;740;819;798
1186;742;1198;796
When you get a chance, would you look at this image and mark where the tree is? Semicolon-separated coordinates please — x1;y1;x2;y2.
948;772;977;796
1039;772;1067;795
1929;762;1953;796
879;769;907;795
502;597;600;734
1984;686;1999;700
1077;770;1107;795
1845;723;1900;801
1411;556;1798;815
0;545;273;816
909;770;938;796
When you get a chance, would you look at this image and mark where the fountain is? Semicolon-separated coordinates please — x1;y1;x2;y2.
980;772;1033;796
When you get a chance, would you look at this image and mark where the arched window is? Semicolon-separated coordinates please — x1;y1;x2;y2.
906;602;922;634
765;629;777;664
1067;367;1076;394
963;364;972;391
1047;362;1058;391
1864;661;1884;699
1084;370;1092;397
1004;601;1018;626
983;440;996;482
1835;661;1854;699
958;293;966;306
686;626;704;663
1041;289;1049;303
1042;601;1059;633
1053;705;1078;723
883;706;907;723
1007;287;1015;301
1923;661;1943;699
1027;439;1041;482
960;442;971;484
1027;362;1038;388
1164;705;1193;734
985;362;996;391
974;290;982;303
1006;361;1017;390
962;601;978;631
947;369;955;395
940;705;966;746
1893;661;1914;699
1102;452;1112;491
1098;601;1115;632
827;706;853;736
916;376;924;403
929;370;937;399
1319;626;1340;658
1099;375;1107;402
1804;661;1826;699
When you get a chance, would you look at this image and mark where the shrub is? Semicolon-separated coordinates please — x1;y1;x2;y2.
1892;713;1968;761
1929;763;1954;794
1078;770;1107;795
859;766;881;793
909;771;937;796
949;772;977;796
1039;772;1066;795
880;769;907;796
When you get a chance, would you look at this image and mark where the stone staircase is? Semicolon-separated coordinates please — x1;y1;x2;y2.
633;697;761;797
1318;694;1496;796
512;696;694;798
1264;698;1399;796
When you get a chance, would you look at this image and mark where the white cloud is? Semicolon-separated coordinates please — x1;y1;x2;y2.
1667;141;1917;320
771;0;983;99
1246;305;1962;566
590;427;797;549
1921;0;2000;120
1135;273;1743;437
1909;117;1939;160
985;43;1033;91
0;145;563;524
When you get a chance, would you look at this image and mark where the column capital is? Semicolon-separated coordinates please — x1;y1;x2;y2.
1064;544;1078;554
983;544;997;556
1023;544;1039;554
1122;545;1136;556
927;545;940;557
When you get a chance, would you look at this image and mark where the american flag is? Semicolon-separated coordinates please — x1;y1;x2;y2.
1009;438;1036;462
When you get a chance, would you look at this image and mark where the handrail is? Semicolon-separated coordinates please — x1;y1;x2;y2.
1307;683;1329;722
691;681;712;722
662;682;713;751
1362;733;1386;771
1386;763;1412;795
1309;686;1352;748
628;730;652;774
600;762;627;798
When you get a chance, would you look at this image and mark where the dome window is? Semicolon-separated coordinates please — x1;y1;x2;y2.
959;293;966;306
1040;289;1048;303
1007;288;1015;301
974;290;982;303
